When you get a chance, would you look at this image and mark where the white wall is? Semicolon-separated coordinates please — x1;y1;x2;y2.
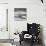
0;4;9;39
0;0;8;3
8;0;46;46
0;0;13;46
0;0;46;46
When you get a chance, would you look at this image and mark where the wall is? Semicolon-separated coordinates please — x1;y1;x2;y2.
0;0;13;46
0;4;9;39
0;0;46;46
8;0;46;46
0;0;8;3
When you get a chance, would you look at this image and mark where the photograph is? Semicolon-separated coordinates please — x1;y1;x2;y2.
14;8;27;21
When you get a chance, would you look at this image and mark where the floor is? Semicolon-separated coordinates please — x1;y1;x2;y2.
19;41;43;46
0;43;13;46
0;43;43;46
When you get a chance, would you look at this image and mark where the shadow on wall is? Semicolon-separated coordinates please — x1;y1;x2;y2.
40;25;45;46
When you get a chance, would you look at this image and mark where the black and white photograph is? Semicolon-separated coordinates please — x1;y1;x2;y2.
0;0;46;46
14;8;27;21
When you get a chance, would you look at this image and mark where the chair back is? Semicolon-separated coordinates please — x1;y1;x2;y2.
27;23;40;36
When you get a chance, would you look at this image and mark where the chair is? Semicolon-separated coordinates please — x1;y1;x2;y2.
19;23;40;46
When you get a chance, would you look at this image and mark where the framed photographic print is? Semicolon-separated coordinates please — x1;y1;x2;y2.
14;8;27;21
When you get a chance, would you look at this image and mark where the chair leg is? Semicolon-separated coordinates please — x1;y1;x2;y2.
30;41;34;46
30;39;34;46
20;41;21;45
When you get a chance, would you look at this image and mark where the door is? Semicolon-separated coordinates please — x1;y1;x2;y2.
0;3;9;39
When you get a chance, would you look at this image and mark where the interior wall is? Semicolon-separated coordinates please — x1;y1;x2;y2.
0;0;8;3
0;0;46;46
0;0;12;46
0;4;9;39
8;0;46;45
